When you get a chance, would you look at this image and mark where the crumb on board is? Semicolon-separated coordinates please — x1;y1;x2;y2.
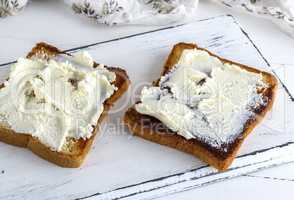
1;170;4;174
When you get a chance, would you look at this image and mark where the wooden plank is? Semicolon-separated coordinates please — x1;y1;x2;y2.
0;15;293;200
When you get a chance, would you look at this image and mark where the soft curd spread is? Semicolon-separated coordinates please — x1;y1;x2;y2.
135;49;267;149
0;51;116;151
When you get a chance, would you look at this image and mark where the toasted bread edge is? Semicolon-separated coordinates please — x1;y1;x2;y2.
0;42;130;168
124;43;278;171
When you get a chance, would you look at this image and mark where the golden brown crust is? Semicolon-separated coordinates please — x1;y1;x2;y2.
124;43;278;171
0;42;130;168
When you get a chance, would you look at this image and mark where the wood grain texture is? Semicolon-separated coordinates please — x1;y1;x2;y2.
0;15;293;200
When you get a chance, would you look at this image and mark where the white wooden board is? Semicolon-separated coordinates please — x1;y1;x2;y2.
0;15;293;200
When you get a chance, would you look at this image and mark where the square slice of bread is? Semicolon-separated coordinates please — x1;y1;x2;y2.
0;42;130;168
124;43;278;171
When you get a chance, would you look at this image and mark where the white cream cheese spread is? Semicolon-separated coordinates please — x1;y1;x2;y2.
135;49;267;149
0;51;117;151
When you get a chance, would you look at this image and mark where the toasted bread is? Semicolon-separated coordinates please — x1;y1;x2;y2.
124;43;277;171
0;42;130;168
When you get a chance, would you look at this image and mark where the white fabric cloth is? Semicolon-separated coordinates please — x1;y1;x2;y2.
66;0;294;36
0;0;28;17
65;0;199;25
1;0;294;37
213;0;294;37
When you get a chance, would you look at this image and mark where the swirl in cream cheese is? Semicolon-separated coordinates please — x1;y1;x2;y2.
135;49;267;149
0;51;116;151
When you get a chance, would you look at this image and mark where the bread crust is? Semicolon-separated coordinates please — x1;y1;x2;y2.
0;42;130;168
124;43;278;171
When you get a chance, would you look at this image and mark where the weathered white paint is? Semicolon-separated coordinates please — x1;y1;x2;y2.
0;12;293;200
0;16;294;199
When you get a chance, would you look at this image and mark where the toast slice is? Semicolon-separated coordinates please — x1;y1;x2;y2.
124;43;278;171
0;42;130;168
